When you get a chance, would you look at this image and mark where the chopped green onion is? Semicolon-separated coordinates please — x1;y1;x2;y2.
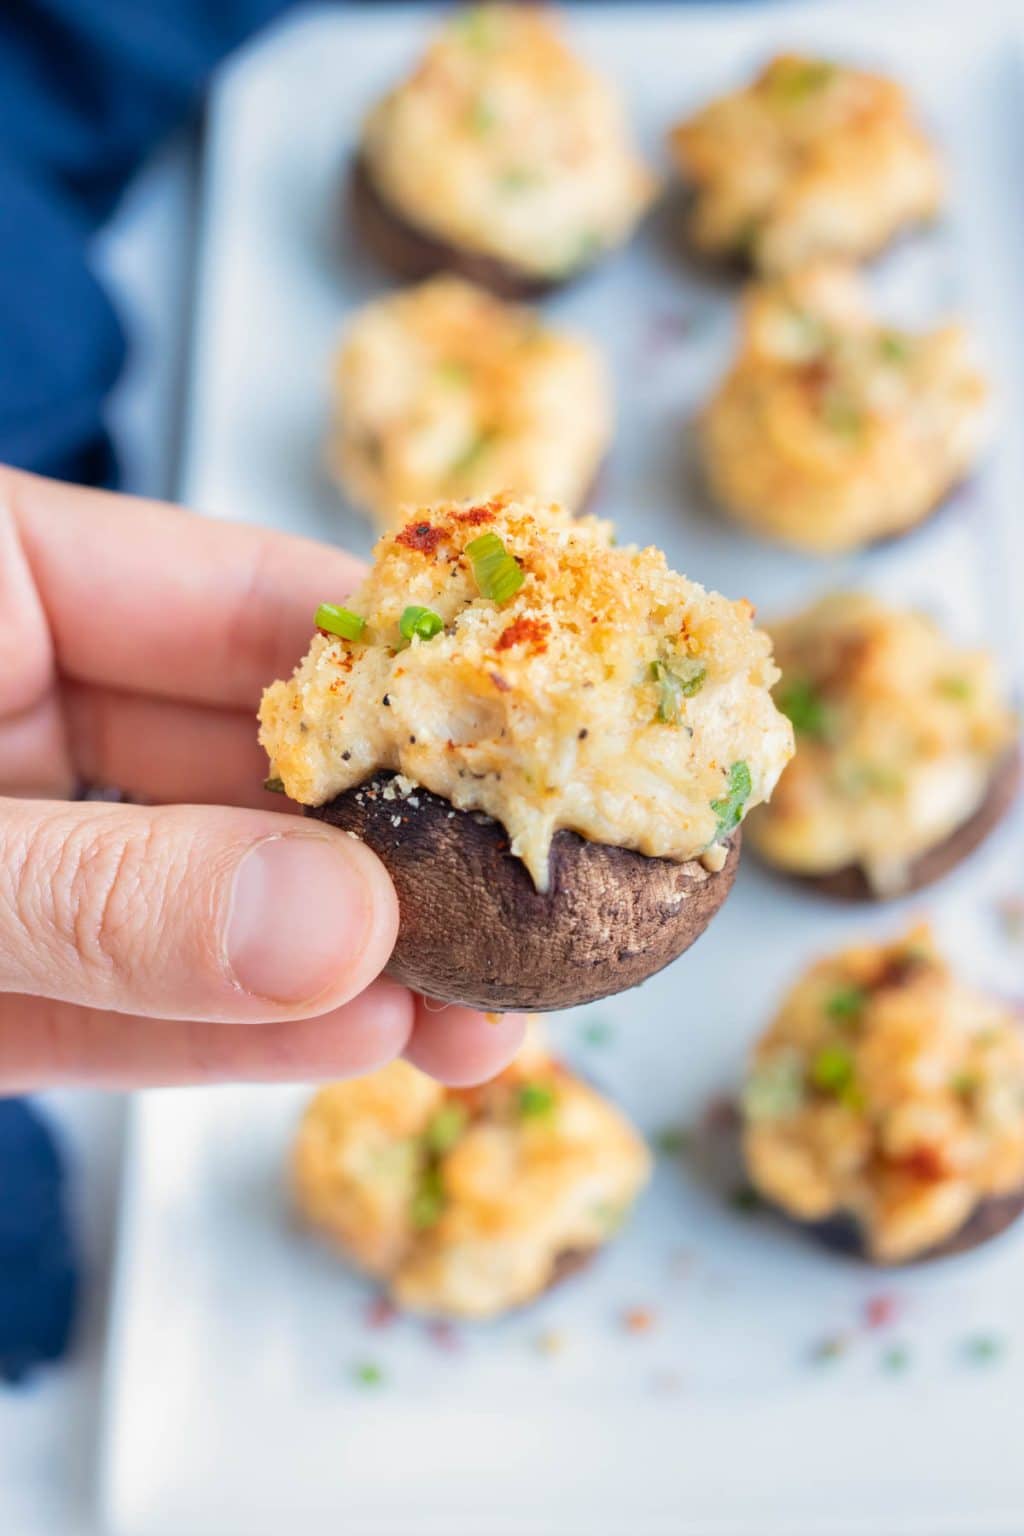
352;1360;384;1387
743;1049;805;1122
951;1070;980;1100
451;429;496;478
878;331;910;365
518;1081;557;1121
710;761;753;840
437;359;471;386
825;985;866;1026
777;677;831;739
653;1126;692;1156
399;605;444;644
881;1343;911;1374
455;5;499;48
410;1167;446;1230
771;59;837;101
497;166;539;193
469;96;497;134
315;603;365;641
730;1185;763;1214
263;775;285;795
650;656;707;723
821;391;863;437
809;1043;856;1097
424;1102;468;1155
466;531;525;605
937;675;972;701
963;1333;1005;1366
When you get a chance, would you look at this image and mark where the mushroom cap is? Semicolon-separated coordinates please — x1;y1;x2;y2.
307;773;740;1011
792;744;1020;901
349;155;582;301
799;1188;1024;1266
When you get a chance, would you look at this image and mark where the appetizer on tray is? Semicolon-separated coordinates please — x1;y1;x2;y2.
350;4;655;297
699;263;989;553
743;926;1024;1265
292;1028;650;1319
259;494;793;1011
669;53;943;273
328;275;610;529
746;591;1020;899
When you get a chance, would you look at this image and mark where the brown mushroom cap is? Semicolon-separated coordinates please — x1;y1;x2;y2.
798;1188;1024;1266
348;155;585;301
306;772;741;1011
791;744;1021;901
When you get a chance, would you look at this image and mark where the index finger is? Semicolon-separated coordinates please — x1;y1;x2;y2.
5;467;366;710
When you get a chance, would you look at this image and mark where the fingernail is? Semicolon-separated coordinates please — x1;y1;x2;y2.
226;834;374;1003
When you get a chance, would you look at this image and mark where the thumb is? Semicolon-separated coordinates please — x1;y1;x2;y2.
0;798;399;1022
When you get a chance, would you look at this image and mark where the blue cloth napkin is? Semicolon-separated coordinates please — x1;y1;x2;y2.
0;0;299;1380
0;1099;78;1383
0;0;295;484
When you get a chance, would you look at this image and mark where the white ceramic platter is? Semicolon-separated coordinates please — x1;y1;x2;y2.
102;5;1024;1532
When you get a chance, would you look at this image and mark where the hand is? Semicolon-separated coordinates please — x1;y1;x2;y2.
0;469;525;1090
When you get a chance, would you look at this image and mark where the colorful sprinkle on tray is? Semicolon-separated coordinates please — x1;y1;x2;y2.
352;1360;384;1387
962;1332;1006;1366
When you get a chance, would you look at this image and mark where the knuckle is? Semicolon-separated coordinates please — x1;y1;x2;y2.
58;817;168;987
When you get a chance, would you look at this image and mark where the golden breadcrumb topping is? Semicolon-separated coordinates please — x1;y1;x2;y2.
746;592;1017;894
700;264;989;553
259;495;793;889
744;926;1024;1263
292;1029;650;1319
329;276;610;528
360;4;654;277
670;53;943;271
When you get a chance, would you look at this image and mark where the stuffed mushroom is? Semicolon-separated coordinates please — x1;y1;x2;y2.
351;4;655;297
259;494;794;1010
699;264;989;553
745;592;1020;899
669;54;943;273
328;276;610;529
743;926;1024;1265
292;1028;651;1319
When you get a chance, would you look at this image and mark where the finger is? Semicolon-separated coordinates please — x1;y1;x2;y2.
0;979;413;1090
3;466;366;710
63;682;292;810
404;1001;527;1086
0;798;398;1022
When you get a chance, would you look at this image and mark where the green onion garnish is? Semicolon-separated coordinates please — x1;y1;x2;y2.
821;391;863;438
825;985;866;1025
650;656;707;723
410;1167;446;1230
315;603;365;641
518;1081;557;1121
878;332;910;365
399;605;444;644
777;678;831;739
710;760;753;839
743;1049;805;1122
809;1043;856;1097
424;1102;468;1155
937;675;972;701
353;1361;384;1387
263;776;285;795
466;531;524;605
